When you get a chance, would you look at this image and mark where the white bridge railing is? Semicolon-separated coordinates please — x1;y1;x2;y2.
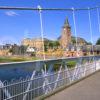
0;56;100;100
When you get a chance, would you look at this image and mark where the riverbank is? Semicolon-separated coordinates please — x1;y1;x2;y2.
0;56;39;63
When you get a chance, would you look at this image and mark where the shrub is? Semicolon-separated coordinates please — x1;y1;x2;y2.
53;63;62;71
66;61;76;68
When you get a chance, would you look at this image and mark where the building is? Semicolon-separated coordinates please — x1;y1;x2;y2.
0;49;9;56
3;44;12;50
10;44;27;55
21;17;92;58
0;44;12;56
22;38;49;51
82;45;100;56
71;36;87;46
59;17;72;49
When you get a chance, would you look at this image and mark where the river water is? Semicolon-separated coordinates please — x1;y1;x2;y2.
0;61;43;81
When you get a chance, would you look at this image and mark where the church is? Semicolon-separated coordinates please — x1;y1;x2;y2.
59;17;72;49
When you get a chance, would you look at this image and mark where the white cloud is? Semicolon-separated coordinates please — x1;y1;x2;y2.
0;36;19;45
5;11;19;16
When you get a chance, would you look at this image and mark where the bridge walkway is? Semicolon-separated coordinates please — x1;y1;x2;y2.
45;70;100;100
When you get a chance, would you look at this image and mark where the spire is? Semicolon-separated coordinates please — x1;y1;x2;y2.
64;17;70;27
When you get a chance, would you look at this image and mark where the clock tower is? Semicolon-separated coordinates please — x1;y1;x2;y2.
60;17;71;49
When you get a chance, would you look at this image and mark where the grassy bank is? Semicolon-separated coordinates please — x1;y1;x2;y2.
0;56;38;63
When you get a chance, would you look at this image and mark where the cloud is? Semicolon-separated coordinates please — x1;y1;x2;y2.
5;11;19;16
0;36;19;45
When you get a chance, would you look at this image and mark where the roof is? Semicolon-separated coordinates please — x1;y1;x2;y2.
71;36;87;44
64;17;70;27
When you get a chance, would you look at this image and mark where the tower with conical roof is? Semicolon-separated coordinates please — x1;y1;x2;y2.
60;17;71;49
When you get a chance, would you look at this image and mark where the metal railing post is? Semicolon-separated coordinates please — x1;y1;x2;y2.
0;80;12;100
53;65;62;90
42;69;51;94
65;65;71;83
23;71;36;100
94;57;97;71
0;81;2;100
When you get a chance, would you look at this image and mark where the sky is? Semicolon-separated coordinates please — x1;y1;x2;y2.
0;0;100;45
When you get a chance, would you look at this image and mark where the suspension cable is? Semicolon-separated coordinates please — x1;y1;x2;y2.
0;6;100;11
37;5;46;60
97;7;100;33
37;5;47;75
72;8;78;57
88;7;94;56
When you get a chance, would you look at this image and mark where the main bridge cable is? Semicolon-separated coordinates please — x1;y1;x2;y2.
0;6;100;11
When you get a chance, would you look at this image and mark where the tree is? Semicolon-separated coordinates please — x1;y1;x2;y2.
44;40;50;51
49;42;54;49
96;38;100;45
53;41;60;49
44;40;60;51
87;42;92;45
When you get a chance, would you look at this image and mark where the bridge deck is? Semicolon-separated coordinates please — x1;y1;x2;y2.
46;71;100;100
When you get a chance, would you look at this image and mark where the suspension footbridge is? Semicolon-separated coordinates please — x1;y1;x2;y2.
0;6;100;100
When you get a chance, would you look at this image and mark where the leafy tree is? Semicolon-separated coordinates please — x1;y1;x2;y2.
87;42;92;45
9;48;13;53
44;40;60;51
44;40;50;51
53;41;60;49
71;37;78;45
20;45;27;55
96;38;100;45
49;41;54;49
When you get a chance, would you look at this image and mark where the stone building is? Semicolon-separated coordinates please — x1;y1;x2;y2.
0;49;9;56
21;17;89;58
59;17;72;49
0;44;12;56
22;38;48;51
71;37;87;46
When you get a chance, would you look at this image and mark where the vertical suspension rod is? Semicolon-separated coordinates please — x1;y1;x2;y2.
72;8;78;56
88;7;94;56
38;5;46;60
97;7;100;32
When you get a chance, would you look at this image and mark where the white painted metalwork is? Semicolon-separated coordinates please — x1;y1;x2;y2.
88;7;94;56
42;69;51;94
65;65;72;83
0;56;100;100
23;71;36;100
72;8;78;56
0;80;12;100
97;7;100;32
72;64;79;81
0;5;100;100
53;65;62;90
37;5;46;61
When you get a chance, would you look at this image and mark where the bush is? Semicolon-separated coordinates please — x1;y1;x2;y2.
53;63;62;71
66;61;76;68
